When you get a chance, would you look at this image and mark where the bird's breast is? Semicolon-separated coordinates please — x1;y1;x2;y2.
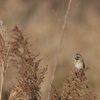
74;61;83;70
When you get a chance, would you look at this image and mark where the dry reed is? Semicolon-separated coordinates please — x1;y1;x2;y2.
7;26;47;100
0;19;11;100
51;68;96;100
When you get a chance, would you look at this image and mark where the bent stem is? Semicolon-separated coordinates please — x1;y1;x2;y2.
47;0;72;100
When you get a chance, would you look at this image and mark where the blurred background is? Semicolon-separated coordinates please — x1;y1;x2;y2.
0;0;100;99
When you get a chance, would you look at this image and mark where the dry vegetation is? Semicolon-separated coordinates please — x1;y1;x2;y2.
0;19;96;100
0;20;47;100
8;26;47;100
51;68;96;100
0;0;99;100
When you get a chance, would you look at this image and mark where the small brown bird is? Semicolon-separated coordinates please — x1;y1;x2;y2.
74;53;85;70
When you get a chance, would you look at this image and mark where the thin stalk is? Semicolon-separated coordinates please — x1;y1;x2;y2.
47;0;72;100
0;61;4;100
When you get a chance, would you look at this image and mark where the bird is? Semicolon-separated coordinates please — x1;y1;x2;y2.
74;53;85;70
